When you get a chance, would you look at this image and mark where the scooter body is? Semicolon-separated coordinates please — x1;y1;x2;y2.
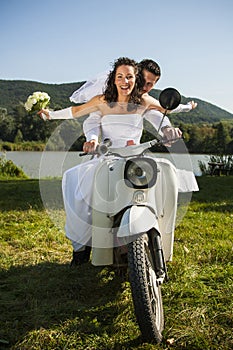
91;150;178;267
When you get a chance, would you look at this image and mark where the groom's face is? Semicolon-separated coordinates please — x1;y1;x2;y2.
141;69;160;94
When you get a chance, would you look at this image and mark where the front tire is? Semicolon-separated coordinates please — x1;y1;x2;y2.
128;232;164;343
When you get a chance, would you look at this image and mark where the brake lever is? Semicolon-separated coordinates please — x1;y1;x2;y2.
161;137;182;145
79;152;97;158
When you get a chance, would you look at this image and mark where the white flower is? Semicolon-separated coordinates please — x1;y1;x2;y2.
24;91;50;113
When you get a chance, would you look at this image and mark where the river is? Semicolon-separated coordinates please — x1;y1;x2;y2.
1;151;211;178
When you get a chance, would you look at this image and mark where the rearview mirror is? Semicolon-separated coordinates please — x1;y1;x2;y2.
159;87;181;111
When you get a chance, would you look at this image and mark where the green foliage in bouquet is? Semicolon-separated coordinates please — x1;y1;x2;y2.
24;91;50;114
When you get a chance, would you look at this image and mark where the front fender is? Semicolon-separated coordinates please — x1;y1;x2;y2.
117;206;159;237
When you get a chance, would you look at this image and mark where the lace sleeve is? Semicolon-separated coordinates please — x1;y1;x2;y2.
83;111;102;141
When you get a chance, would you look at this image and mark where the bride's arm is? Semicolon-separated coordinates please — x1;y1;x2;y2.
141;95;165;113
38;95;104;120
72;95;104;118
142;95;197;114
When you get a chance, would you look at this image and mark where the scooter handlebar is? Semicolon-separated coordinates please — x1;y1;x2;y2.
79;137;180;158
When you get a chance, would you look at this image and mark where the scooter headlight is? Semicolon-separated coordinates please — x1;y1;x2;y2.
124;158;157;189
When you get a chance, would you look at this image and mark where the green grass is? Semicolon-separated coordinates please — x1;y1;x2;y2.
0;177;233;349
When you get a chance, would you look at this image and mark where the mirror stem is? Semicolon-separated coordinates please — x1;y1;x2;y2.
157;109;168;135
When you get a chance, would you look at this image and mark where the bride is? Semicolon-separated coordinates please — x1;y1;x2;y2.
39;57;165;122
39;57;198;266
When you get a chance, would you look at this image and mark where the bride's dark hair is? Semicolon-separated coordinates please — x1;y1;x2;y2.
104;57;143;108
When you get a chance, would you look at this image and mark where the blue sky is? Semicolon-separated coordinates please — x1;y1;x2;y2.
0;0;233;113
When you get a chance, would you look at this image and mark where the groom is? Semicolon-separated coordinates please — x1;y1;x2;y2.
82;59;196;153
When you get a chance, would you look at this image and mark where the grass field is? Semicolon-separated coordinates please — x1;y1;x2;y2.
0;176;232;349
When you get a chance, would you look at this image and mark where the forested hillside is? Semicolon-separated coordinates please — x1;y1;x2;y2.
0;79;232;123
0;79;233;154
0;80;84;112
148;89;232;124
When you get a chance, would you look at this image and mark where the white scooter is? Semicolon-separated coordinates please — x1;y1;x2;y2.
82;88;181;343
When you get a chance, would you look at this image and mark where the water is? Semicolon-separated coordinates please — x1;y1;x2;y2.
1;151;211;178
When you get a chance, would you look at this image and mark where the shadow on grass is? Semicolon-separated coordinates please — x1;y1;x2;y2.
0;261;144;349
0;179;63;212
2;176;233;212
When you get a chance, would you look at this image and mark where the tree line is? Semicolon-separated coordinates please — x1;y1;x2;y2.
0;104;233;154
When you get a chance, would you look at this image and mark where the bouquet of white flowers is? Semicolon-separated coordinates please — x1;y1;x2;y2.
24;91;50;114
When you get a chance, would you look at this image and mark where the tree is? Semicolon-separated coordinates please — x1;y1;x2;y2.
58;119;82;150
0;114;16;141
186;125;203;153
0;107;7;117
214;122;231;154
14;129;23;143
11;104;59;142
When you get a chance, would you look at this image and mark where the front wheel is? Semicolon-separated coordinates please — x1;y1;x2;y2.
128;231;164;343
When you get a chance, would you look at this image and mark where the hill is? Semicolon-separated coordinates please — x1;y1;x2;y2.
149;89;233;124
0;79;232;124
0;79;84;112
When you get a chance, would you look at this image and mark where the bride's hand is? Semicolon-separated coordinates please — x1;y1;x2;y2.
83;140;98;153
37;109;50;120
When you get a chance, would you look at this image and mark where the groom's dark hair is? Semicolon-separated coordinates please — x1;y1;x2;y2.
138;59;161;79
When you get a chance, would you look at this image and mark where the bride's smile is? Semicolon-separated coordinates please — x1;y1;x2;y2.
114;65;136;100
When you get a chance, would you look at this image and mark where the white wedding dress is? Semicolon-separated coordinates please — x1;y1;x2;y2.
62;113;143;249
62;113;198;252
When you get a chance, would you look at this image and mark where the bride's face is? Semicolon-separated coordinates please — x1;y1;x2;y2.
114;65;136;98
